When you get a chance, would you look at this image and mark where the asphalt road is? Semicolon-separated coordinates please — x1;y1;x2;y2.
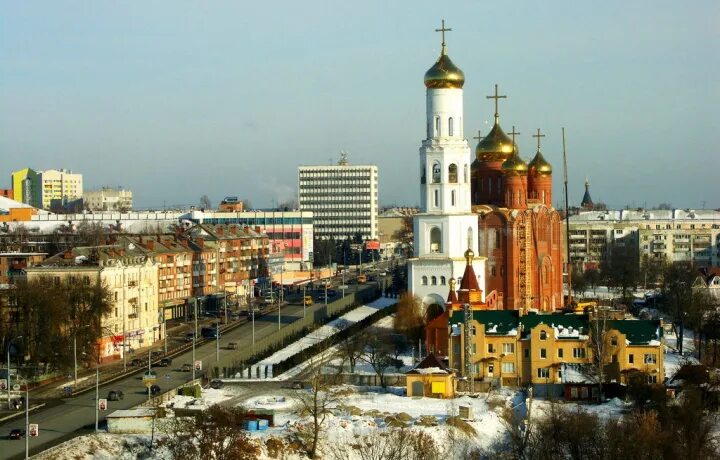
0;291;363;459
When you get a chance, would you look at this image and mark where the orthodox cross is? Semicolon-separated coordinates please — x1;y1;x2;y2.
486;84;507;121
435;19;452;46
532;128;545;151
473;130;482;142
508;126;520;145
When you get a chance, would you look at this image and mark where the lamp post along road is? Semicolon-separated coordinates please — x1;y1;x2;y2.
73;335;77;388
24;377;29;460
192;298;198;381
7;335;22;410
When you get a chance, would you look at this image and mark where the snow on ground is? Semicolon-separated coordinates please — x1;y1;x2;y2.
162;386;237;411
664;328;699;380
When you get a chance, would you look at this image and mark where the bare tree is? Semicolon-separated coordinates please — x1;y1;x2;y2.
584;313;612;403
393;293;425;342
336;323;365;373
162;404;258;460
361;330;400;388
292;351;340;458
329;428;440;460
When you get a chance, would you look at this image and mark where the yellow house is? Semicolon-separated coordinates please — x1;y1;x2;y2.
406;354;455;398
445;309;664;396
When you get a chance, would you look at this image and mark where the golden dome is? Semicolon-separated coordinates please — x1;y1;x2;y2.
464;248;475;264
502;150;529;175
424;48;465;89
475;122;514;162
529;151;552;175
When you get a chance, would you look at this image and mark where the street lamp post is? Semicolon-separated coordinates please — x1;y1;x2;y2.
73;335;77;389
22;377;29;460
7;336;22;410
216;322;220;362
192;298;198;381
94;354;99;432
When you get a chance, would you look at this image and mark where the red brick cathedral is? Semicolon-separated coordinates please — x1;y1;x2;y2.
471;86;564;311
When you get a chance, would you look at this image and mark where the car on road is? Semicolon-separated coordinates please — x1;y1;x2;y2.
184;332;196;342
8;428;24;440
226;342;238;350
180;363;192;372
150;384;161;395
229;312;241;321
210;379;224;389
150;350;163;360
303;295;313;306
327;289;337;297
130;358;144;367
107;390;124;401
159;357;172;367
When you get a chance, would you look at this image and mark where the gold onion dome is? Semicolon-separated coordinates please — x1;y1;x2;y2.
529;151;552;175
464;248;475;263
502;148;529;175
475;122;514;162
424;47;465;89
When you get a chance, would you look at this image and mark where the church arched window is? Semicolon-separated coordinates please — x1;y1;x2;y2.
448;164;458;183
463;164;468;183
430;227;442;253
433;190;439;207
467;226;473;250
435;117;441;136
432;162;441;183
431;276;437;285
440;276;446;285
448;117;454;136
420;163;426;184
422;276;428;285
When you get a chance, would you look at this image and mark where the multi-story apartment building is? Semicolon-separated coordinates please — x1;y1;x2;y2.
298;154;379;241
0;252;47;284
25;240;160;361
84;187;133;211
128;235;193;321
180;224;270;309
3;209;313;271
11;168;83;210
567;209;720;269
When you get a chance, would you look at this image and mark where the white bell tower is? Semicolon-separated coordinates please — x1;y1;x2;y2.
408;21;485;307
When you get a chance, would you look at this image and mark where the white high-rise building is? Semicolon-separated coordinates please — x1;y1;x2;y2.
84;187;133;211
38;168;83;209
408;25;485;307
298;154;379;241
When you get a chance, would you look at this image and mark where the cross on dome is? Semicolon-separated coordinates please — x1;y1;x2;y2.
532;128;546;152
486;84;507;124
508;126;520;144
472;130;482;141
435;19;452;48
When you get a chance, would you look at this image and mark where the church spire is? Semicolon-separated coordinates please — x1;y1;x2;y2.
581;178;594;209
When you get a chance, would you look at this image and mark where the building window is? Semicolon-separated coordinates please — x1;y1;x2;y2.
435;117;440;136
448;164;458;183
430;227;442;253
421;276;428;285
537;368;550;379
434;190;439;207
648;374;658;384
539;330;547;340
432;162;441;183
524;348;529;358
540;348;547;359
502;343;515;354
558;348;564;358
502;362;515;374
440;276;446;285
448;117;454;136
463;164;468;183
629;354;634;364
451;190;456;206
644;354;657;364
573;348;586;358
488;344;495;353
431;276;437;285
611;336;618;346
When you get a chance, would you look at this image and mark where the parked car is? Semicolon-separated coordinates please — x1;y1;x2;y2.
327;289;337;297
180;363;192;372
150;350;163;360
229;312;241;321
143;370;158;379
210;379;224;389
8;428;24;440
130;358;144;367
150;384;161;395
159;358;172;367
107;390;124;401
303;295;313;306
184;332;195;342
291;381;304;389
226;342;238;350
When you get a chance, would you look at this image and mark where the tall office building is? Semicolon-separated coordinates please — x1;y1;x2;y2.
298;154;379;241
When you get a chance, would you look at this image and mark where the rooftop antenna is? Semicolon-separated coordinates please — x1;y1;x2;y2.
339;151;349;166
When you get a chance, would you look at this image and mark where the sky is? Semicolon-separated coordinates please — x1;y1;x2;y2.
1;1;718;210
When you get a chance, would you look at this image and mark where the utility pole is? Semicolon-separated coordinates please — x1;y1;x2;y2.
24;378;29;460
73;335;77;388
562;127;573;307
463;303;473;393
94;354;99;432
192;298;197;381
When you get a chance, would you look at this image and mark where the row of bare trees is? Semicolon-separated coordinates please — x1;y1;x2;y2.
1;276;113;376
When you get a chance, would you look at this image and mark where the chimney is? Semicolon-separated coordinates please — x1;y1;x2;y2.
146;240;155;250
254;226;261;233
229;224;238;235
197;238;204;248
216;226;224;236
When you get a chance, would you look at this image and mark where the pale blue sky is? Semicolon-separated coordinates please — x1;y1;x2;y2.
1;1;718;210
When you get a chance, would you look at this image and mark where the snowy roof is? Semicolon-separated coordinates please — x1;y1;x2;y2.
569;208;720;223
520;313;588;339
449;310;519;335
106;408;155;418
407;353;451;375
609;319;663;345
